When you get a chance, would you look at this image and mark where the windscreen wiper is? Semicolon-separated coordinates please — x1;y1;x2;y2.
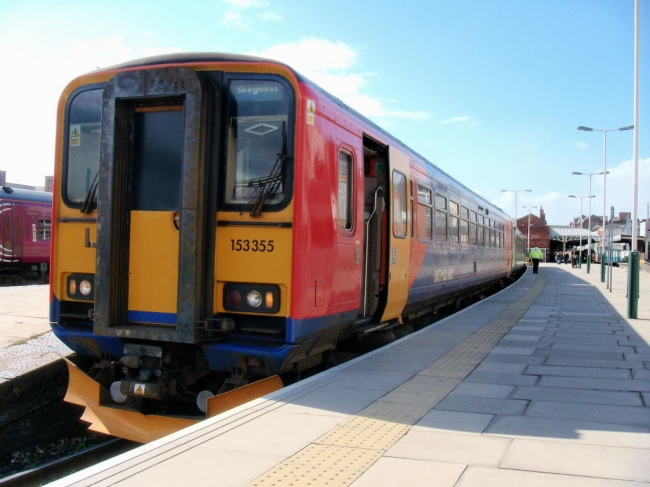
249;122;287;217
80;171;99;214
249;153;285;217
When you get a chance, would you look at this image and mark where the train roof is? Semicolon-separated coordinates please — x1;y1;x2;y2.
92;53;508;219
1;186;52;203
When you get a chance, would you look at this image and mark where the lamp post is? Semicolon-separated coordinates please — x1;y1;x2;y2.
569;195;595;269
572;171;608;273
646;202;650;262
501;189;532;224
577;125;634;259
522;205;538;254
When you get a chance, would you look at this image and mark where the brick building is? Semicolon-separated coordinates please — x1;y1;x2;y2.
516;207;550;260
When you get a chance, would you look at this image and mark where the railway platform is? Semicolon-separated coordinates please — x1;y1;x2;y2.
41;262;650;487
0;284;70;385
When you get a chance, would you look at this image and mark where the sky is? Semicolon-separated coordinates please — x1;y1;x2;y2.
0;0;648;226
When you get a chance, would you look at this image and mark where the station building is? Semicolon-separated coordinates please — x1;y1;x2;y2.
516;207;648;264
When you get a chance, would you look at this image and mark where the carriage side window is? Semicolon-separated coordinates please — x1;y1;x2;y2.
483;218;490;247
64;88;102;206
497;222;502;248
392;171;407;238
338;150;353;230
448;201;459;244
434;193;447;242
470;211;478;246
490;220;497;248
460;206;469;245
416;183;432;240
477;215;484;246
36;219;51;242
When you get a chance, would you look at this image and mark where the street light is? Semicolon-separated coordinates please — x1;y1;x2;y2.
572;171;609;273
501;189;532;223
646;202;650;262
522;205;538;254
569;194;595;268
577;125;634;259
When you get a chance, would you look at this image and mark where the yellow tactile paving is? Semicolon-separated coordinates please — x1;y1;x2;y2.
316;417;412;450
248;444;384;487
248;272;546;487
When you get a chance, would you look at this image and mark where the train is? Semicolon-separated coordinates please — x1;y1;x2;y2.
0;186;51;277
50;53;526;443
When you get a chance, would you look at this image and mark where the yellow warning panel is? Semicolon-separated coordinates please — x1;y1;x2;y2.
316;416;410;451
248;444;383;487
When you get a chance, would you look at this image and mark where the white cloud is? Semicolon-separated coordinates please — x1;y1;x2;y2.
252;39;432;123
575;141;588;151
220;0;281;30
493;157;650;226
222;0;269;7
258;12;282;21
440;115;477;127
221;11;251;30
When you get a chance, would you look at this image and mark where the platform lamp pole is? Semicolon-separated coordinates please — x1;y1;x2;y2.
501;189;532;224
572;171;607;273
569;195;595;269
646;202;650;262
523;205;537;255
577;125;634;279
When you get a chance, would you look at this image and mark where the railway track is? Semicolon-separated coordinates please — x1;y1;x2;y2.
0;438;136;487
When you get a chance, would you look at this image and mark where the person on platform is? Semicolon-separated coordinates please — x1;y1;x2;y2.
529;246;543;274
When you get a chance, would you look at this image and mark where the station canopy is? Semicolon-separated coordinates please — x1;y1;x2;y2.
550;227;600;249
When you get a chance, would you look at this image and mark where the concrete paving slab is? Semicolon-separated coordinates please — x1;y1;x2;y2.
524;364;632;379
486;415;650;448
626;352;650;361
112;447;284;487
550;343;637;354
501;438;650;483
435;394;528;416
501;333;543;341
482;353;546;365
199;408;346;457
525;400;650;426
474;362;527;374
534;349;626;360
539;376;650;392
465;370;539;386
455;466;649;487
351;457;465;487
489;345;537;355
451;382;515;398
545;356;646;369
414;409;494;433
386;429;512;467
511;385;644;406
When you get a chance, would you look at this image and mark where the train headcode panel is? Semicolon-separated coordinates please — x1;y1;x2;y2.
49;53;526;443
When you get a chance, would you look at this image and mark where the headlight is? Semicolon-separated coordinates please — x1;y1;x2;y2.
223;283;280;314
246;291;263;307
79;280;93;296
66;274;95;301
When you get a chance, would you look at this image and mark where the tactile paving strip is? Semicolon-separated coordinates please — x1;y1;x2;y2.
248;272;545;487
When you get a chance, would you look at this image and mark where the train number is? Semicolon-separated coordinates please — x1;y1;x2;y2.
230;239;275;252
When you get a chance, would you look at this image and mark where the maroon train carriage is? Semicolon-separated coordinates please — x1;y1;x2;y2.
0;186;52;277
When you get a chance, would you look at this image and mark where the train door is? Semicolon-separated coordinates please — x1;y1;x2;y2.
381;146;411;322
94;68;214;344
360;136;411;323
0;201;22;264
